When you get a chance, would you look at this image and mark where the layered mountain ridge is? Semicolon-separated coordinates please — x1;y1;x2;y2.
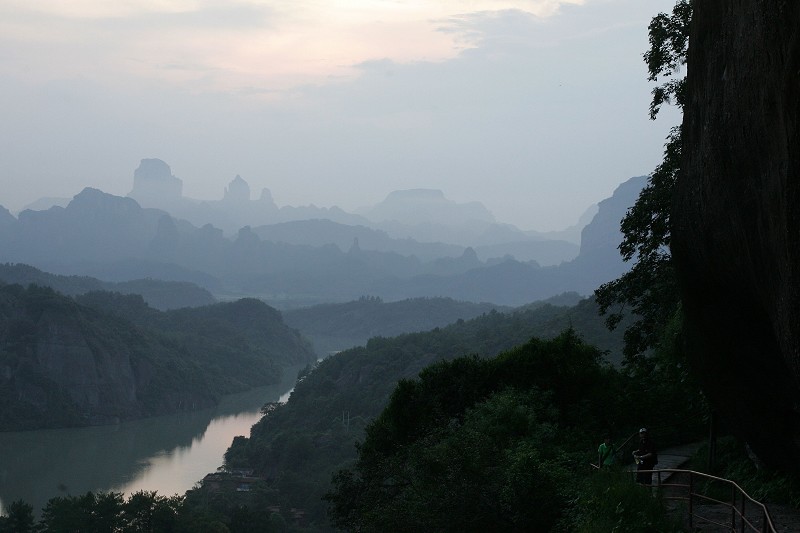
0;174;645;308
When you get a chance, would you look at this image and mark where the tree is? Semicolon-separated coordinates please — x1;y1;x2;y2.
122;490;182;532
0;500;35;533
39;492;124;533
595;0;692;360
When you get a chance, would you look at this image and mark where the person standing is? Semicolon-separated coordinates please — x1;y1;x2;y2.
597;433;617;468
633;427;658;485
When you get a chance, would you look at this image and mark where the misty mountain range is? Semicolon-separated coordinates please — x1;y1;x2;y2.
0;159;645;307
25;159;595;260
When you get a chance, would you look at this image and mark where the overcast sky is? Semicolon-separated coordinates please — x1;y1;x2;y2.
0;0;680;232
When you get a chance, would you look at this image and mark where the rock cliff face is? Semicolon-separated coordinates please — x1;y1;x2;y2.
674;0;800;471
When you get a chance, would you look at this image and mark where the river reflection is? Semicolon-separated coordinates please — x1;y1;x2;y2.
0;365;302;516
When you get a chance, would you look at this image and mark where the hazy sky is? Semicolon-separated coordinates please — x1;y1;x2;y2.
0;0;680;231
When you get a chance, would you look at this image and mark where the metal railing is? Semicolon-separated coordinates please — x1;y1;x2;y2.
635;468;777;532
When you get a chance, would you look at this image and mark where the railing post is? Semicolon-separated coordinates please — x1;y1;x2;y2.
732;484;737;530
688;472;693;530
708;410;717;471
739;496;745;533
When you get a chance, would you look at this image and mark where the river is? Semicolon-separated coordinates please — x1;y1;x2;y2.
0;365;303;516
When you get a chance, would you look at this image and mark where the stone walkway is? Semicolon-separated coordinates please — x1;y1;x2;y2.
657;442;704;475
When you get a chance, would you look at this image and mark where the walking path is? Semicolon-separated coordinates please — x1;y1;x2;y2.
649;443;800;532
656;442;703;474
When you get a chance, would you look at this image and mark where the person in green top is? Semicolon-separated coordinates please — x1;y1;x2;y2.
597;433;616;468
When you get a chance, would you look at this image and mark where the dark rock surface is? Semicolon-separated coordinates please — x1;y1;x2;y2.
674;0;800;472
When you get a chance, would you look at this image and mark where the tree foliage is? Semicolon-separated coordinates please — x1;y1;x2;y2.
3;489;285;533
595;129;681;359
0;500;35;533
644;0;692;119
326;331;611;532
595;0;691;361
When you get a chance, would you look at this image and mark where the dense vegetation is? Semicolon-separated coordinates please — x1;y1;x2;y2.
326;331;688;532
685;436;800;508
76;291;314;375
0;490;226;533
326;331;611;531
328;330;708;531
0;282;315;430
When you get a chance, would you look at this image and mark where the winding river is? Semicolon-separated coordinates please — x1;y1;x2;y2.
0;365;302;516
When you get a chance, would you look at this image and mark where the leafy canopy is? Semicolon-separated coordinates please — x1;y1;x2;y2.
595;0;691;361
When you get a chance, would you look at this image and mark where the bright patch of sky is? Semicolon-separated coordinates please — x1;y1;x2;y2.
0;0;680;231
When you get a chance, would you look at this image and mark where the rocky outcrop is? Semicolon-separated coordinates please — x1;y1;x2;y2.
577;176;645;266
223;175;251;203
673;1;800;471
128;158;183;207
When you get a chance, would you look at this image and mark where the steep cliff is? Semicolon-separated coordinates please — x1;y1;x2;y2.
673;0;800;471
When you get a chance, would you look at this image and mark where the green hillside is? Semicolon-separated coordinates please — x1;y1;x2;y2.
208;298;634;527
0;283;316;430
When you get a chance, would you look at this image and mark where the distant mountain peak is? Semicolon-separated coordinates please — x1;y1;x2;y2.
70;187;142;213
258;188;275;205
224;174;251;202
578;175;647;258
128;158;183;206
364;188;495;227
461;246;478;261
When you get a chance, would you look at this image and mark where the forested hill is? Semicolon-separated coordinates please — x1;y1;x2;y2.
0;263;215;310
0;283;316;430
328;332;616;531
76;291;315;369
283;293;583;356
218;297;627;527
